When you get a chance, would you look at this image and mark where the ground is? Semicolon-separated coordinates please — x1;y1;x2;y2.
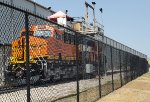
97;72;150;102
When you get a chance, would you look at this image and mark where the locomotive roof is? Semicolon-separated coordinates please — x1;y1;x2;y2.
20;25;64;34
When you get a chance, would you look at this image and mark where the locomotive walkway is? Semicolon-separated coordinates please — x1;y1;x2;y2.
97;71;150;102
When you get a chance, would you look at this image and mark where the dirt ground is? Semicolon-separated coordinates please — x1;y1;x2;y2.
97;72;150;102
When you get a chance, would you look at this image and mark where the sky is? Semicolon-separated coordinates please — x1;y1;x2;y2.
35;0;150;58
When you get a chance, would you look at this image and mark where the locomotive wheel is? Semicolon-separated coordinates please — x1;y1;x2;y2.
15;66;24;78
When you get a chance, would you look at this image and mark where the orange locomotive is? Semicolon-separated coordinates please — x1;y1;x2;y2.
7;24;97;81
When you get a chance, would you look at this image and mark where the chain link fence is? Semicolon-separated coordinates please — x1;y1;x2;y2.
0;1;149;102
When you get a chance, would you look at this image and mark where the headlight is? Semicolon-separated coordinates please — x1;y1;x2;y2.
10;57;14;61
29;56;32;60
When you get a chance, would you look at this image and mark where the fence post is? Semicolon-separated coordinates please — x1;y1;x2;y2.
75;33;79;102
125;52;128;84
130;54;132;81
119;50;123;87
2;45;6;86
110;47;114;91
25;13;30;102
134;56;136;79
98;41;101;98
131;56;133;80
129;54;132;82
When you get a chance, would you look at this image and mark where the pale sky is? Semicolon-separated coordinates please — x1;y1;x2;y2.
35;0;150;57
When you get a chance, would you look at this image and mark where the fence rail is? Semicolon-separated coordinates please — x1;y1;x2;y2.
0;1;148;102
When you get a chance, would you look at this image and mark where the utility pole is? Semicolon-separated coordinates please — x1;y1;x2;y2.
92;2;96;32
65;10;68;27
85;2;88;32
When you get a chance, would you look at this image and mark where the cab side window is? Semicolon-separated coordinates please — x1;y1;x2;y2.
55;32;62;40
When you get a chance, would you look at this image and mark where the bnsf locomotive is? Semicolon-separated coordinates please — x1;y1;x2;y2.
6;25;98;82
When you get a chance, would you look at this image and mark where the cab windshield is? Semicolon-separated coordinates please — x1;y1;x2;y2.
21;31;33;36
34;30;51;38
